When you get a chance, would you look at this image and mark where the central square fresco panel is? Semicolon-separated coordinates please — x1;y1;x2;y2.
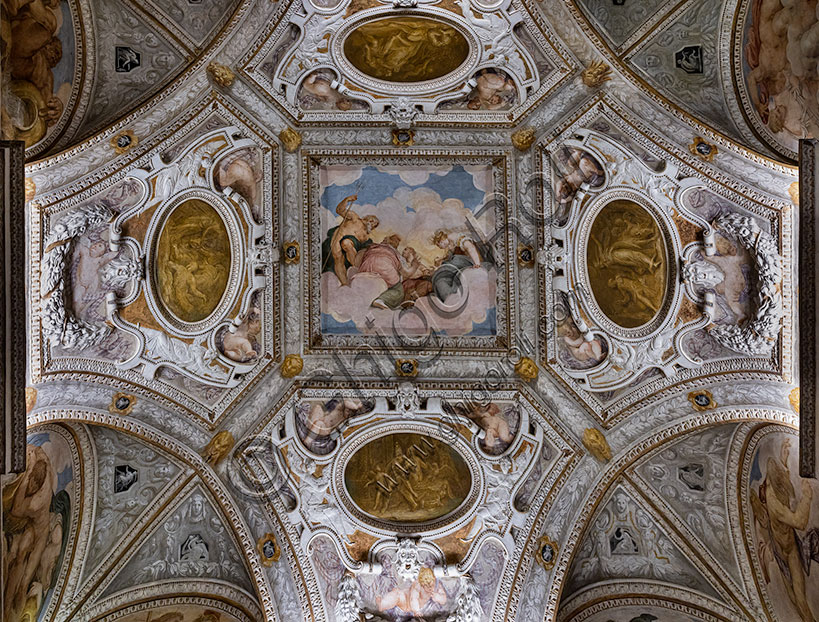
304;151;512;354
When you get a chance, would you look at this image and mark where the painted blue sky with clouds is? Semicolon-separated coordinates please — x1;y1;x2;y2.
320;165;486;214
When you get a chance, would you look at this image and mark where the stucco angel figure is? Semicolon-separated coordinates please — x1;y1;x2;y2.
289;453;356;539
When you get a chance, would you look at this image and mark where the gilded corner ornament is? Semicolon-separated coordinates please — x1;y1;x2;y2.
789;182;800;206
396;359;418;377
207;61;235;87
24;178;36;202
110;130;137;155
514;357;538;381
392;129;415;147
511;127;536;151
688;390;716;411
689;137;718;162
281;353;304;378
109;392;136;415
790;387;800;413
535;535;558;570
202;430;235;466
582;428;611;462
581;60;612;88
279;127;302;153
257;533;281;566
283;241;300;264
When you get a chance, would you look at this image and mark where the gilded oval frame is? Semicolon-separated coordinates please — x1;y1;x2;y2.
143;190;245;336
573;190;680;339
331;8;481;96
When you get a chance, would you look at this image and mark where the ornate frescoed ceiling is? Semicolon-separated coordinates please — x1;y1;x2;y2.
2;0;814;621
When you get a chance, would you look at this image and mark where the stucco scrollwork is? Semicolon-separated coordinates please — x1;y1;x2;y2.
245;0;570;125
546;129;716;392
104;126;272;388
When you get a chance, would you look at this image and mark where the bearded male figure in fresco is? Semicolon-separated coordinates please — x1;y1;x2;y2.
3;444;66;622
321;194;380;286
751;440;819;622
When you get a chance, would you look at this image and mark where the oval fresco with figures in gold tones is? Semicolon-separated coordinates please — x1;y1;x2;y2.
155;199;232;324
342;17;470;83
586;200;668;329
344;433;471;523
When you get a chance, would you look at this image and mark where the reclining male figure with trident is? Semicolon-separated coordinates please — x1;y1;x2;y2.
320;193;380;286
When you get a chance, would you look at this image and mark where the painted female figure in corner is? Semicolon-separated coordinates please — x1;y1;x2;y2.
430;229;494;303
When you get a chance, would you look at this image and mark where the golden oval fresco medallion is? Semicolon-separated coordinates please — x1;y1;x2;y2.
155;199;231;323
587;200;668;329
342;17;470;83
344;432;472;523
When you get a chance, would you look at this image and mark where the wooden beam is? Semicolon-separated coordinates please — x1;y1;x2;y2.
799;138;818;478
0;140;26;475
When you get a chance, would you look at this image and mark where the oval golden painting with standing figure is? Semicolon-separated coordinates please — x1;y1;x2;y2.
587;200;668;329
155;199;231;323
344;433;471;523
343;17;470;83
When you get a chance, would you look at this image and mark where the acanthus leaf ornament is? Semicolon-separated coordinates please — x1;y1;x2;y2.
582;427;611;462
279;127;303;153
202;430;235;465
511;126;536;151
206;61;235;87
24;178;36;202
514;356;539;381
334;572;361;622
581;60;612;87
281;353;304;378
790;387;800;413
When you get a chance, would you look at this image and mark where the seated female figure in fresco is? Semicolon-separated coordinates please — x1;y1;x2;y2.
428;228;494;303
